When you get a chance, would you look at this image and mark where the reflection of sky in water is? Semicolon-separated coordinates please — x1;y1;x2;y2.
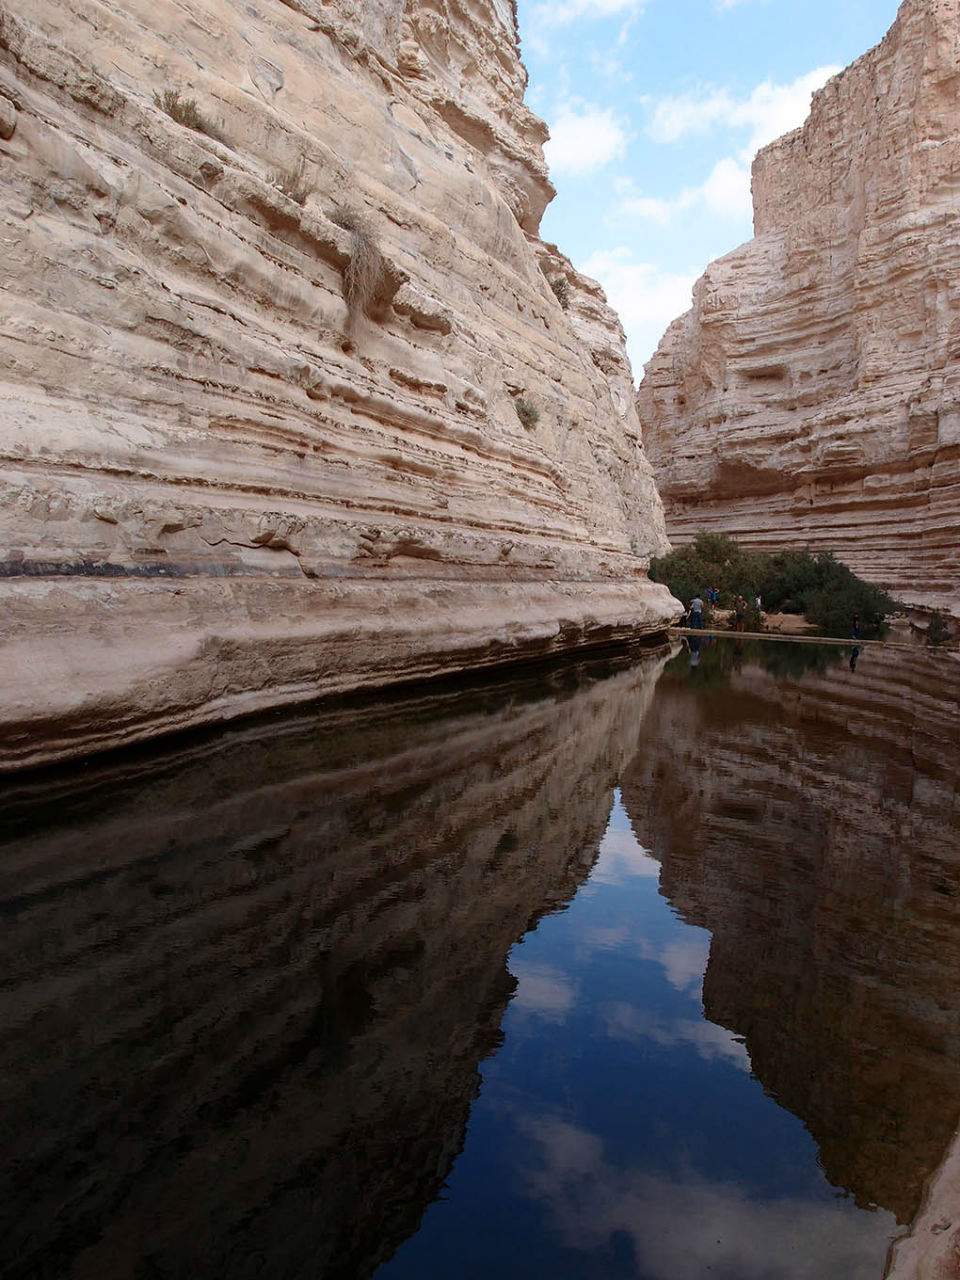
376;793;897;1280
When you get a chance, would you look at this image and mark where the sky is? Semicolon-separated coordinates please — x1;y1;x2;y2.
515;0;904;379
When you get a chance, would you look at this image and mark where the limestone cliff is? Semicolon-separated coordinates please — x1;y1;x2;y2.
0;0;676;771
638;0;960;617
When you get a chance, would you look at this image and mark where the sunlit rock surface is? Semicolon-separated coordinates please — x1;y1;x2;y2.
0;649;668;1280
887;1126;960;1279
0;0;675;770
638;0;960;618
620;644;960;1230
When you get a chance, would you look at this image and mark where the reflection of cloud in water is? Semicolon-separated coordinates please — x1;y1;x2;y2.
580;902;712;1000
603;1001;751;1071
657;934;711;995
509;958;577;1023
520;1115;604;1178
580;923;630;952
590;797;660;886
520;1115;895;1280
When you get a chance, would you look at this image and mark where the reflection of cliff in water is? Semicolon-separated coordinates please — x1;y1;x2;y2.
621;645;960;1225
0;648;669;1280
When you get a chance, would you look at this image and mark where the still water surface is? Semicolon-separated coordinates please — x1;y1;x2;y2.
2;639;958;1279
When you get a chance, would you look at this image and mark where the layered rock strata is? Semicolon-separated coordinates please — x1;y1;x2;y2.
0;0;676;770
620;643;960;1230
0;648;668;1279
638;0;960;617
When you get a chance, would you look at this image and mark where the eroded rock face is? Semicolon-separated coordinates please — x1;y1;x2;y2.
0;0;675;770
638;0;960;617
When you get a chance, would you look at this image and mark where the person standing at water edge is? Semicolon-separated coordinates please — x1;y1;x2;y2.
690;594;704;629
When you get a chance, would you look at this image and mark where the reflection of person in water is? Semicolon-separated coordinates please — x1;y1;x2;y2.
689;635;701;668
849;645;860;672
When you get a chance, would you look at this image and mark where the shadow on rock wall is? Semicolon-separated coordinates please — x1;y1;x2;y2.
0;645;669;1280
620;644;960;1226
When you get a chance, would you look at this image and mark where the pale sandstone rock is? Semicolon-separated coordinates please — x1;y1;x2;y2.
887;1126;960;1279
638;0;960;618
0;0;676;770
0;89;14;137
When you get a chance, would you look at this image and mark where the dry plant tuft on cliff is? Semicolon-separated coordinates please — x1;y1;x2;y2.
331;205;386;322
153;89;209;135
514;397;540;428
549;276;570;310
271;157;312;206
926;610;952;646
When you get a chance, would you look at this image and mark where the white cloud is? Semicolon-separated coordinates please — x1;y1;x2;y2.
544;104;630;175
647;89;737;145
616;158;752;224
615;191;674;224
531;0;646;26
699;156;752;219
580;247;698;374
586;46;634;85
647;66;842;157
610;66;838;247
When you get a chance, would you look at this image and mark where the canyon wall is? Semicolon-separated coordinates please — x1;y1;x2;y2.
638;0;960;617
0;0;676;771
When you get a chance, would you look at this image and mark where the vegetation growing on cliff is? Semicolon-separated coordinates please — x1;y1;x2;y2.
153;89;213;137
330;205;385;322
926;610;951;646
271;157;312;206
514;398;540;428
650;532;897;637
549;276;570;309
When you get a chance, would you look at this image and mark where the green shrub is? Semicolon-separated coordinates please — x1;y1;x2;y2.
648;530;740;612
744;601;764;632
799;554;896;638
649;533;897;637
755;549;820;610
926;610;951;645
